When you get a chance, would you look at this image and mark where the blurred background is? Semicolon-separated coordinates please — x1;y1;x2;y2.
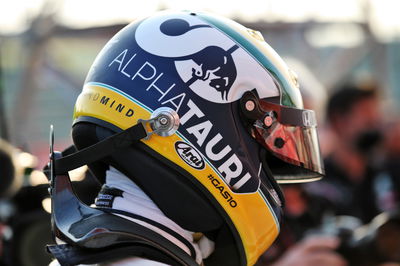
0;0;399;265
2;0;400;163
1;0;400;165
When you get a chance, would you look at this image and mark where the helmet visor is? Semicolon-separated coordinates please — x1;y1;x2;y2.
241;91;324;183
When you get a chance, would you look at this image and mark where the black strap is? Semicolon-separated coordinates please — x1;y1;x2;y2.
54;122;147;174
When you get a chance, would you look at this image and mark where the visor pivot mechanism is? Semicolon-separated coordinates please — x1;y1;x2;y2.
245;100;255;112
263;112;275;128
139;107;180;139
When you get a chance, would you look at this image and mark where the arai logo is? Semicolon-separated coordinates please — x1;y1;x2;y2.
175;141;205;170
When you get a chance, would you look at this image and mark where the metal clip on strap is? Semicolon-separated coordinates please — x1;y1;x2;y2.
53;108;179;175
53;119;157;175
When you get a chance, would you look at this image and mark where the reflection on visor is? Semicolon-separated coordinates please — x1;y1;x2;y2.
255;123;324;183
240;91;324;183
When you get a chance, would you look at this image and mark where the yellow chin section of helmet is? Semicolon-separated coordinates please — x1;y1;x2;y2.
74;82;279;265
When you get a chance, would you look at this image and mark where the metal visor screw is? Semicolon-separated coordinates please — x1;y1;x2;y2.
150;107;180;137
245;100;255;111
159;116;169;125
264;115;273;127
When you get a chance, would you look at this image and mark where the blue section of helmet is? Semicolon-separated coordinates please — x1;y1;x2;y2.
84;17;261;194
196;12;300;108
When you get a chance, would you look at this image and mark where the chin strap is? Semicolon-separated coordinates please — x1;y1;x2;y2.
48;109;181;176
50;107;180;175
53;121;147;175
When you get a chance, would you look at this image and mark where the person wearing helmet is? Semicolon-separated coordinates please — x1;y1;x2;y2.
46;10;324;266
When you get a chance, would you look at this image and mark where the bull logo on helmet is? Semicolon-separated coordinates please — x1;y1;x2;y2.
135;15;240;103
184;45;238;101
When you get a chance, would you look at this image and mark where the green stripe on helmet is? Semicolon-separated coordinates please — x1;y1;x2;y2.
196;12;300;108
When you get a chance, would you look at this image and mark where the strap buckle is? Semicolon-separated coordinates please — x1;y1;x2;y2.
138;107;180;140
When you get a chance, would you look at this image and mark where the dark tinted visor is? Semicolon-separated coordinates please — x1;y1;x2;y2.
240;91;324;183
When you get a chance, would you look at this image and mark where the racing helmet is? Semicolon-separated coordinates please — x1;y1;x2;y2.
71;10;324;266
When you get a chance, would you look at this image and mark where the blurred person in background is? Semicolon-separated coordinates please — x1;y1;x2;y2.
0;139;53;266
382;120;400;203
0;139;99;266
259;82;400;266
306;83;400;223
